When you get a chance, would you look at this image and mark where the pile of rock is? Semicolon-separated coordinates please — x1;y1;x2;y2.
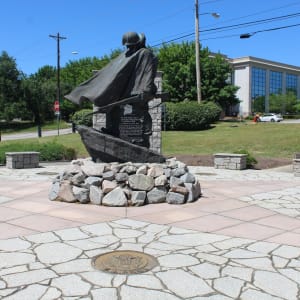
49;158;201;206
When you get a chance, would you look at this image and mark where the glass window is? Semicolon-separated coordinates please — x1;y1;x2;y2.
269;71;282;95
251;67;266;112
286;73;298;95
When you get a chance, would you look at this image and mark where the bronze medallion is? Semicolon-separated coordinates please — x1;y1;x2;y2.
92;250;159;274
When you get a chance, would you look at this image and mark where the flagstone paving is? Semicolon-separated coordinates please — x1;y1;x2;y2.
1;163;300;299
0;218;299;300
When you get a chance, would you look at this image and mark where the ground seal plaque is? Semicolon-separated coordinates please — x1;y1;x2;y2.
92;250;159;274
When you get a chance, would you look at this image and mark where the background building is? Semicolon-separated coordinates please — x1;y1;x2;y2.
230;56;300;117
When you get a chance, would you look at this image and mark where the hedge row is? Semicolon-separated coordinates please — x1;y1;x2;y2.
0;142;76;165
71;101;222;131
165;101;222;130
0;121;35;132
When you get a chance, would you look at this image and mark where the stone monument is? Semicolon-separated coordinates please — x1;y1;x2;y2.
65;32;166;163
50;32;202;206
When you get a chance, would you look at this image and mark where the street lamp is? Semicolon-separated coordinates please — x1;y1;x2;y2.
195;0;220;103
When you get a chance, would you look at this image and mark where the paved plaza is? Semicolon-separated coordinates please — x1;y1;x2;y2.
0;162;300;299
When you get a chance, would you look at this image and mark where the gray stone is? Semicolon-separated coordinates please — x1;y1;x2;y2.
184;181;202;202
158;254;199;268
254;270;298;300
51;274;91;297
166;191;186;204
180;172;195;183
84;176;103;188
154;174;168;186
128;174;154;191
120;165;137;174
102;187;128;206
147;187;167;204
34;242;82;264
156;269;213;298
171;167;187;177
147;165;164;178
71;172;86;185
163;167;171;178
0;252;35;269
131;191;146;206
81;163;105;176
89;185;103;205
0;238;31;251
214;276;244;298
115;172;129;182
57;181;77;203
102;180;117;193
64;164;82;174
3;269;57;288
169;176;183;187
91;288;118;300
49;181;60;201
2;284;48;299
166;157;178;168
102;170;115;181
73;186;90;203
136;165;148;175
121;285;181;300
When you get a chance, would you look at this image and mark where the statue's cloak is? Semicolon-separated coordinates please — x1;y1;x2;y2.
64;48;157;107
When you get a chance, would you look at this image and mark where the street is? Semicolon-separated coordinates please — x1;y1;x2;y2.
1;127;73;141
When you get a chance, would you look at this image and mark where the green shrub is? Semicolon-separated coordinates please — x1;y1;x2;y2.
165;101;222;130
0;141;76;164
233;149;257;168
0;121;35;133
71;109;93;126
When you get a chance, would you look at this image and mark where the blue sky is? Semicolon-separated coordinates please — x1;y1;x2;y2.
2;0;300;75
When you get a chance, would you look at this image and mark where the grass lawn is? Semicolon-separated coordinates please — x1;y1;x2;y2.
162;121;300;159
1;121;300;160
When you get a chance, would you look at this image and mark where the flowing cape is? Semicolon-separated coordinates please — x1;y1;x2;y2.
64;48;157;107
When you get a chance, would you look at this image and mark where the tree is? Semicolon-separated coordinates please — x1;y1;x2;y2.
158;42;196;101
22;66;57;124
157;42;240;110
0;51;24;120
269;92;297;114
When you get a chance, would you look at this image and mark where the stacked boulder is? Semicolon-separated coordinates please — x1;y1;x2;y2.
49;158;201;206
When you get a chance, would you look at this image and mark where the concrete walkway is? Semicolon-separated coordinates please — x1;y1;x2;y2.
0;163;300;299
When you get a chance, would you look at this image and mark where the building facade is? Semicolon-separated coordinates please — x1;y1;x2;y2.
230;56;300;117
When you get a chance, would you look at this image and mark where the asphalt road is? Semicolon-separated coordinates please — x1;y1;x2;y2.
1;127;73;141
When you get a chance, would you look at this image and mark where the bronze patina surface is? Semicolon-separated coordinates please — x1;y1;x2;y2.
92;250;159;274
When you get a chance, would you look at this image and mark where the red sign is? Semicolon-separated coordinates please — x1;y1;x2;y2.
54;100;60;112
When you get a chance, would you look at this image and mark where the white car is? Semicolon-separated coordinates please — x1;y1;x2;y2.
258;113;283;122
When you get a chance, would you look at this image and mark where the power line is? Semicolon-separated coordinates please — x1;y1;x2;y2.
206;0;300;28
151;12;300;47
201;22;300;41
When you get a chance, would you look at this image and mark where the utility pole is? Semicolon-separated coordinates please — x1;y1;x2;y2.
195;0;201;103
49;32;66;135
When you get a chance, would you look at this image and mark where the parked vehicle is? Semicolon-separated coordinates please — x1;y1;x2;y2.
258;113;283;122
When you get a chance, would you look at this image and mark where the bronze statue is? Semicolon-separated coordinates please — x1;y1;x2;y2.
65;32;165;163
65;32;157;107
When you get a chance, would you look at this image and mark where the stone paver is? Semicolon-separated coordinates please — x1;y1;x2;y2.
0;219;298;299
1;163;300;298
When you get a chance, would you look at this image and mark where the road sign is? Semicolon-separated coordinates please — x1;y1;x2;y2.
54;100;60;112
